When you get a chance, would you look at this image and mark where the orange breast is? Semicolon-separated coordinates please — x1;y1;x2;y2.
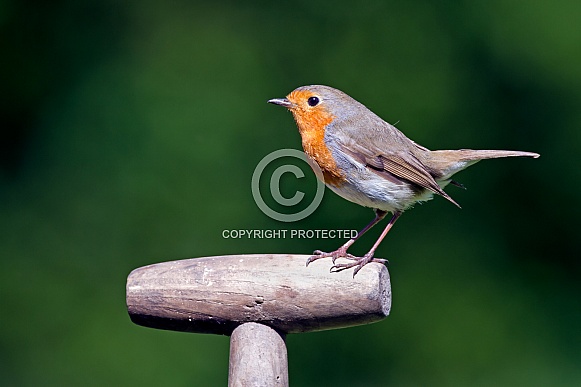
287;91;346;187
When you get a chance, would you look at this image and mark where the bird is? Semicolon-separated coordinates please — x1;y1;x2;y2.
268;85;539;276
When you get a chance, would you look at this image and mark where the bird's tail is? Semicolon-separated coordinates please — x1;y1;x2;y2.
428;149;540;180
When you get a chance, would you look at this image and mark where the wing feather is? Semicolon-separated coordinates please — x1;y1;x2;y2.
337;140;460;207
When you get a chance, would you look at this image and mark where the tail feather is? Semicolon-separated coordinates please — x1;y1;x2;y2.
427;149;540;180
438;149;540;161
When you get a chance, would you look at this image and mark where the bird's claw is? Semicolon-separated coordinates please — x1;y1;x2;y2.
307;248;388;276
329;255;388;277
306;248;354;266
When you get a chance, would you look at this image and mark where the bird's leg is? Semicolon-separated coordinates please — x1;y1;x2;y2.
306;209;388;266
330;211;403;277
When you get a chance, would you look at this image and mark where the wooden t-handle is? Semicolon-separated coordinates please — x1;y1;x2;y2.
127;254;391;334
126;254;391;386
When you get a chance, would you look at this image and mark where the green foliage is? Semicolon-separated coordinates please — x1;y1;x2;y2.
1;1;580;385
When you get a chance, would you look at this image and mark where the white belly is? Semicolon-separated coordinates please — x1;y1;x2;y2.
326;167;435;213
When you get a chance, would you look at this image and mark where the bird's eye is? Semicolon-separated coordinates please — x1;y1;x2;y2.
307;96;320;107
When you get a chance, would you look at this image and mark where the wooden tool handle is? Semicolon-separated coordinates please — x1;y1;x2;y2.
126;254;391;335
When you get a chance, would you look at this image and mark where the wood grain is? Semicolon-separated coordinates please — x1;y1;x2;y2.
228;323;288;387
126;254;391;335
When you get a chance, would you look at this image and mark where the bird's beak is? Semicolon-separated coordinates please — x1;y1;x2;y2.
267;98;293;108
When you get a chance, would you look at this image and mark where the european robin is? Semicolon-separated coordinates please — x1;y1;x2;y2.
268;85;539;276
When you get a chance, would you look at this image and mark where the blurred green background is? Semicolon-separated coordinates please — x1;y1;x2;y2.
1;0;580;385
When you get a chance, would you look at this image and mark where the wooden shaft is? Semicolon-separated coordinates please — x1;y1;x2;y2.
126;254;391;335
228;322;288;387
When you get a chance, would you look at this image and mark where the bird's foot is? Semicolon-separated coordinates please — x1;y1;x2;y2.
306;247;355;266
330;253;388;277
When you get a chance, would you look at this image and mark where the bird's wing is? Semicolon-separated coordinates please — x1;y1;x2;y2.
337;139;460;208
